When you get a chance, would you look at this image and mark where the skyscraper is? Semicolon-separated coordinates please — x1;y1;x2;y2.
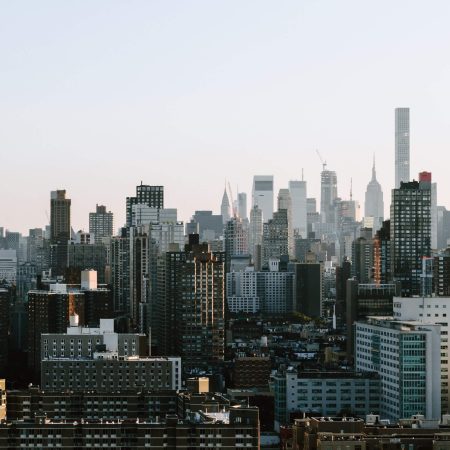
395;107;410;188
224;217;249;272
249;205;263;269
221;188;231;225
391;172;431;296
89;205;113;242
288;180;307;238
126;184;164;227
320;169;337;225
252;176;274;223
364;156;384;232
237;192;247;220
262;210;289;267
50;190;71;276
156;236;225;369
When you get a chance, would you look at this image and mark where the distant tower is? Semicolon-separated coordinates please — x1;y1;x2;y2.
289;180;307;238
320;169;338;224
395;108;410;188
252;176;274;223
126;184;164;227
89;205;114;243
364;155;384;232
249;205;263;268
221;188;231;225
237;192;248;220
50;190;71;276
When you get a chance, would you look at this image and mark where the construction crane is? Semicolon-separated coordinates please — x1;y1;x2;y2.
316;149;327;171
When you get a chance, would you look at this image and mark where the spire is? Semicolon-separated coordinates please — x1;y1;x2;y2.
350;178;353;200
372;154;377;181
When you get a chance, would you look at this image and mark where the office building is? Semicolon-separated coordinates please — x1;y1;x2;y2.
224;217;249;272
345;280;399;359
351;228;374;284
89;204;113;242
126;183;164;227
373;220;391;285
289;180;307;238
320;169;338;225
364;156;384;233
434;249;450;296
393;296;450;414
67;241;107;283
0;249;17;284
395;107;410;188
110;230;130;314
237;192;248;220
191;210;224;240
273;367;380;431
262;209;289;268
291;260;323;317
226;266;294;315
391;174;432;296
252;175;274;222
355;317;441;422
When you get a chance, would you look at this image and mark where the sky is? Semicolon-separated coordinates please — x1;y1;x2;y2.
2;0;450;234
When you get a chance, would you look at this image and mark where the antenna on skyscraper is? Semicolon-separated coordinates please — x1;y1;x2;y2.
350;178;353;201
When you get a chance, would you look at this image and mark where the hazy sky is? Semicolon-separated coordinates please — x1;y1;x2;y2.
2;0;450;234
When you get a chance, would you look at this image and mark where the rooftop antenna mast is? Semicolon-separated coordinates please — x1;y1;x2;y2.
350;178;353;201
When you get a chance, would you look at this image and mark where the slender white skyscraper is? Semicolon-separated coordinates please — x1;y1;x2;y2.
252;175;274;223
395;107;410;188
289;180;307;238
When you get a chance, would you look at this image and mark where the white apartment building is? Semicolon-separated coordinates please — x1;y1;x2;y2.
393;296;450;413
355;317;441;422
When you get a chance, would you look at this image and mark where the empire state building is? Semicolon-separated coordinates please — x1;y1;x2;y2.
364;157;384;233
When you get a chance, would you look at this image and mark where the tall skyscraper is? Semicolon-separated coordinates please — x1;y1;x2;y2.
249;205;263;269
262;210;289;267
50;190;71;276
126;184;164;227
391;172;431;296
221;188;231;225
237;192;247;220
320;169;337;225
252;176;274;223
89;205;113;242
289;180;307;238
395;107;410;188
224;217;249;272
364;156;384;232
156;236;225;369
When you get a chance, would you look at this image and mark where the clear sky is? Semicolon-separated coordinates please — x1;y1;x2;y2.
2;0;450;234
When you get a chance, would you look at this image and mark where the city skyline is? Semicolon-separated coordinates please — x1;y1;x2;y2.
2;1;450;232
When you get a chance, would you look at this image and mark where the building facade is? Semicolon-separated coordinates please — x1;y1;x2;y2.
355;317;441;422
